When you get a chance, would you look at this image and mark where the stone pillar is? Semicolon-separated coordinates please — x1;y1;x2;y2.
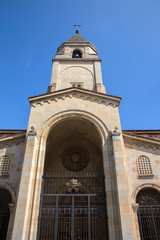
48;60;59;92
111;130;134;239
29;136;47;239
102;139;121;240
94;61;106;93
7;203;15;240
11;129;38;240
132;203;141;240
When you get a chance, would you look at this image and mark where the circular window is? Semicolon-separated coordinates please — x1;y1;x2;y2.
61;145;89;171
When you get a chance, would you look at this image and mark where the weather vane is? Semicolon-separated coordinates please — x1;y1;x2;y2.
74;24;81;33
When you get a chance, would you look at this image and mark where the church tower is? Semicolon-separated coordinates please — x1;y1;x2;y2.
48;29;106;93
11;31;135;240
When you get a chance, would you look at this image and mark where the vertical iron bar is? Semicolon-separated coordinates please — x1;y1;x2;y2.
102;175;109;240
88;196;91;240
137;208;144;240
54;196;59;240
71;195;74;240
37;176;45;240
151;206;158;239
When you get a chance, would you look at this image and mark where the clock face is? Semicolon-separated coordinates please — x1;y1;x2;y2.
61;145;89;171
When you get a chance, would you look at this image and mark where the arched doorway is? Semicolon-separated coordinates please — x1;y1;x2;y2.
136;188;160;240
0;188;11;240
37;118;109;239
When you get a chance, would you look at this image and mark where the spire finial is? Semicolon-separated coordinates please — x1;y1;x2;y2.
74;24;81;34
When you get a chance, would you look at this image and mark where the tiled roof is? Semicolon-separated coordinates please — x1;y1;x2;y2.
67;32;87;42
122;130;160;141
0;129;159;141
0;129;26;139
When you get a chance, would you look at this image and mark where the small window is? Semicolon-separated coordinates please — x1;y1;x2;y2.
72;50;82;58
71;82;83;88
137;155;153;177
0;155;12;176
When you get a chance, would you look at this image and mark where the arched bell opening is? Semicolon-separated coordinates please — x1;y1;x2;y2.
136;188;160;240
0;188;12;240
72;49;82;58
37;118;109;240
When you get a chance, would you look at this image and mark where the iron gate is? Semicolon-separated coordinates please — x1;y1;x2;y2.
37;173;108;240
137;205;160;240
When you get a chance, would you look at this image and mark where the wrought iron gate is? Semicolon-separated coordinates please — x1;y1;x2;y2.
37;173;108;240
137;205;160;240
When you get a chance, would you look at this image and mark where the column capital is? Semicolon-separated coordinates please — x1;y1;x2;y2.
111;131;121;137
8;203;15;213
27;126;37;137
132;203;139;213
111;126;121;138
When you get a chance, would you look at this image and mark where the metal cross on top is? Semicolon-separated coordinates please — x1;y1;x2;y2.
74;24;81;33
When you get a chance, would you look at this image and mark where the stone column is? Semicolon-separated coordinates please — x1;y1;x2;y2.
132;203;141;240
11;128;38;240
48;60;59;92
7;203;15;240
111;130;134;239
29;136;47;240
94;61;106;93
102;138;121;240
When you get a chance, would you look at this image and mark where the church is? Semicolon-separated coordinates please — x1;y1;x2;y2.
0;30;160;240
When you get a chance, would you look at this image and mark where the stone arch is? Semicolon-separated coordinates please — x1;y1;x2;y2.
41;109;109;144
0;183;15;240
30;110;111;239
60;66;93;77
0;183;16;204
132;183;160;203
59;66;94;90
37;110;110;239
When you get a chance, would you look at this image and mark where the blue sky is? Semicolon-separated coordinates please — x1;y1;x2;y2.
0;0;160;130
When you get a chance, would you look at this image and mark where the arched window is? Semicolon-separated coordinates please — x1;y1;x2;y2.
136;188;160;239
72;50;82;58
71;82;83;88
137;155;153;177
0;155;12;176
0;188;12;240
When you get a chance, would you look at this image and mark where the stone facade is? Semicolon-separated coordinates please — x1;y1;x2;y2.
0;32;159;240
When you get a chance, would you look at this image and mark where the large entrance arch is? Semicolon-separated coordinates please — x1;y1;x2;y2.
37;117;109;240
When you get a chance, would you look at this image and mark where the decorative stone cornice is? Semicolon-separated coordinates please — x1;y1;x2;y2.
52;58;101;62
123;133;160;151
29;88;121;109
57;41;97;54
0;133;26;149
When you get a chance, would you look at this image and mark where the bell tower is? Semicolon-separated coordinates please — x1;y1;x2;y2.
48;30;106;93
